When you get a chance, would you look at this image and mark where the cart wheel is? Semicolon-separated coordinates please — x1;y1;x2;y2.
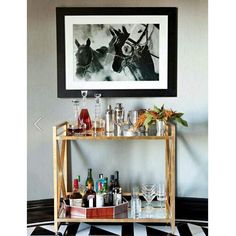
55;233;62;236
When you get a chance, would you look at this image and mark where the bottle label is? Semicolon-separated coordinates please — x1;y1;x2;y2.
117;193;122;205
88;195;95;208
96;193;104;207
69;198;82;207
113;193;117;206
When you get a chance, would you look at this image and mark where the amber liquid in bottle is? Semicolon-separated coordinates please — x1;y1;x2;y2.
69;179;82;207
82;182;96;207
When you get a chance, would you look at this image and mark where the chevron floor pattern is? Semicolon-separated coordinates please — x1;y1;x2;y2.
27;221;208;236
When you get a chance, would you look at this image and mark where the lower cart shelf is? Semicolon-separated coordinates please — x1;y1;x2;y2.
58;205;171;223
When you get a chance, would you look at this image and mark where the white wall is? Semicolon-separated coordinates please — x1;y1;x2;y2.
27;0;208;200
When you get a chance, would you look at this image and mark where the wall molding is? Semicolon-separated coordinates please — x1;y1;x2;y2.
27;197;208;224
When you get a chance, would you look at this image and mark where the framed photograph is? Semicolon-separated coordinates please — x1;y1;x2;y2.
56;7;177;97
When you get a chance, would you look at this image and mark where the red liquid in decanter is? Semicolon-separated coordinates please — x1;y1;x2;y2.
80;108;92;130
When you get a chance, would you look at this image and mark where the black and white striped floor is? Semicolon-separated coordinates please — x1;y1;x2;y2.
27;221;208;236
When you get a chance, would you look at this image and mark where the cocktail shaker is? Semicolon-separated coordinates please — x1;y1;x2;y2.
105;105;114;134
114;103;125;136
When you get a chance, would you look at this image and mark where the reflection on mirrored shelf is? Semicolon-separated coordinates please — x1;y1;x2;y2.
129;201;167;219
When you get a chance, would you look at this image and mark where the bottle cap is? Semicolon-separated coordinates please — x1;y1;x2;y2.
115;103;122;109
115;171;119;179
73;179;78;188
110;175;115;180
77;175;80;182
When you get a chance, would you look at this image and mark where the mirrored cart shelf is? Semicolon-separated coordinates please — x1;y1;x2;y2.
57;135;172;141
53;121;176;233
58;201;170;223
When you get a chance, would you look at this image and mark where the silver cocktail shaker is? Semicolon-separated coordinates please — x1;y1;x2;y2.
105;105;114;134
114;103;125;136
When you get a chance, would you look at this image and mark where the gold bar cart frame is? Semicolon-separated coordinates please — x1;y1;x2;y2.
53;122;176;233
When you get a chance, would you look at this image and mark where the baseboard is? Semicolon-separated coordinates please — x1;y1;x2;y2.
175;197;208;221
27;197;208;224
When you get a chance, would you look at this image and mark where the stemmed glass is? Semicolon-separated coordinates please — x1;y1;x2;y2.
157;183;166;216
141;184;157;216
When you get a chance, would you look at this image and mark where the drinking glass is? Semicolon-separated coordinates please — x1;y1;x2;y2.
157;183;166;216
141;184;157;211
131;186;141;219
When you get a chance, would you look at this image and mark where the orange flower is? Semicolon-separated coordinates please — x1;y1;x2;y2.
134;113;147;128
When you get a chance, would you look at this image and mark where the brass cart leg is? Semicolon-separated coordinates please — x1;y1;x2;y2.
53;125;68;233
170;125;176;234
53;127;59;233
165;137;170;219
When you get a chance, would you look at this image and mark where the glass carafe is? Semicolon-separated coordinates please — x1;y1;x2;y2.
92;93;105;135
79;91;92;132
67;100;80;135
67;99;86;135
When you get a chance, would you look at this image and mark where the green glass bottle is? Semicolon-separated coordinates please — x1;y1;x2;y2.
85;168;94;189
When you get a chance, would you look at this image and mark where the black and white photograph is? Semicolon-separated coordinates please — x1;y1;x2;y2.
72;23;160;82
57;8;177;97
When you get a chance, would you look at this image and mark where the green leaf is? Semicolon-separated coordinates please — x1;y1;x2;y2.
181;119;188;127
153;105;161;113
143;116;153;129
175;117;188;127
175;112;184;118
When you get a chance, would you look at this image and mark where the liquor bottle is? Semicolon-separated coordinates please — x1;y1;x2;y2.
80;90;92;131
104;177;108;193
69;178;82;207
108;175;115;206
117;187;122;205
85;168;94;189
98;173;104;192
114;171;120;192
82;181;96;208
77;175;85;195
94;174;105;208
92;94;105;135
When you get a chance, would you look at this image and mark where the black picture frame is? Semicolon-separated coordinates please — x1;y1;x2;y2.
56;7;177;98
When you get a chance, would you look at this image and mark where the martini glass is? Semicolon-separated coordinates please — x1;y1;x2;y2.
141;184;157;217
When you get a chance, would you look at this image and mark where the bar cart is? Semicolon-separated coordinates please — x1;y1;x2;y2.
53;121;176;233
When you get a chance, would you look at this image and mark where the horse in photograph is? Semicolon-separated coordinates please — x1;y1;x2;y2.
110;24;159;81
75;38;108;79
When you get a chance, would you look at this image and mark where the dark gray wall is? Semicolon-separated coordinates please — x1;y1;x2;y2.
27;0;208;200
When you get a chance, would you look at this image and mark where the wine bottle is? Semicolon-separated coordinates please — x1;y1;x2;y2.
108;175;115;206
82;181;96;208
85;168;94;189
114;171;120;190
69;178;82;207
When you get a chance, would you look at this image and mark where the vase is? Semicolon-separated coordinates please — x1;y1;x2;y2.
156;120;166;136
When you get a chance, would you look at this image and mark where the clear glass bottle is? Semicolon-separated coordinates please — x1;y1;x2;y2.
79;90;92;132
92;93;105;135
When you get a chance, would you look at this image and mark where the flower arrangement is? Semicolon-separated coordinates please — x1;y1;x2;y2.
135;105;188;129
